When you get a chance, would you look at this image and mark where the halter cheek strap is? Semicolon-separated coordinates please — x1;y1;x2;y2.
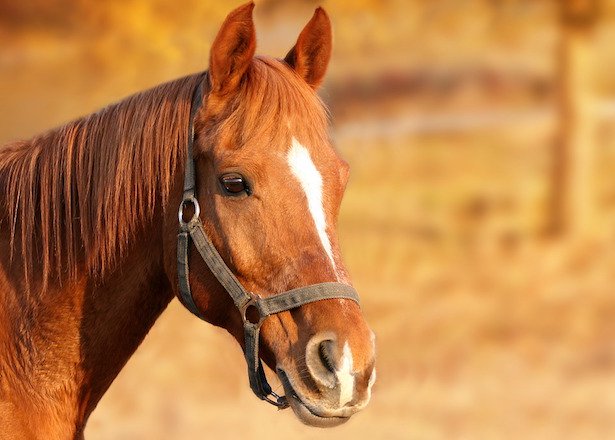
176;79;360;408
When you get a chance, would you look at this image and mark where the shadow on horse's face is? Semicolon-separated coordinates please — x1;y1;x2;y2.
170;3;376;427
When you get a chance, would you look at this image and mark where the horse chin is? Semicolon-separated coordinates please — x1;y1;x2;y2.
286;394;350;428
277;369;350;428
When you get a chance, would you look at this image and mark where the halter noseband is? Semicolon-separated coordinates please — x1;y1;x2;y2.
176;79;360;408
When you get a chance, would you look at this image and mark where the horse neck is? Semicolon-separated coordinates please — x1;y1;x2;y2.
77;214;175;408
0;193;175;437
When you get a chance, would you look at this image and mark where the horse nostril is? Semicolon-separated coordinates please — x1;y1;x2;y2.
306;333;339;389
318;339;337;373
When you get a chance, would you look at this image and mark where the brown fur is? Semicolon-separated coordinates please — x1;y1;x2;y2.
0;3;375;438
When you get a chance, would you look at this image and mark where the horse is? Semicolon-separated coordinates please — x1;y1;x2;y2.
0;3;376;438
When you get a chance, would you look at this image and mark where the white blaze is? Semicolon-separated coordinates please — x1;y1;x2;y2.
366;332;377;400
366;368;377;401
337;342;355;406
287;138;337;274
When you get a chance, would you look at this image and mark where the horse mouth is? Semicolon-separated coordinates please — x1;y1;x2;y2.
276;369;350;428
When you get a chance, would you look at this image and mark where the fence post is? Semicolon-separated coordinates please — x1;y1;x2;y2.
551;0;599;238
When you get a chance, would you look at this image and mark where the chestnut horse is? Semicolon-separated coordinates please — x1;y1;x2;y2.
0;3;375;438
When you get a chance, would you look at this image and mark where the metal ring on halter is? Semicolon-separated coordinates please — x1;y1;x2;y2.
264;391;289;409
240;293;266;327
178;195;201;227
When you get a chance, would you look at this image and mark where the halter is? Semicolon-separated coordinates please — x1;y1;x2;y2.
176;79;360;408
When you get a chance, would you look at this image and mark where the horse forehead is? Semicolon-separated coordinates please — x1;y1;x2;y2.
240;134;338;176
283;136;339;174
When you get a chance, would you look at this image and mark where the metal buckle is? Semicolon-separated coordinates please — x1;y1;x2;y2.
178;195;200;227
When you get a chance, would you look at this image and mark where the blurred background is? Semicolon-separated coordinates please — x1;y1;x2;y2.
2;0;615;438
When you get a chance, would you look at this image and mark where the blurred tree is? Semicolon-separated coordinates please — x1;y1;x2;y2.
552;0;600;238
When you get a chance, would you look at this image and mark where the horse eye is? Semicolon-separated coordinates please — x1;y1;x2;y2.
220;173;249;195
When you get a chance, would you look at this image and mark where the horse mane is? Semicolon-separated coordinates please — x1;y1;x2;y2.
0;56;329;292
0;73;203;289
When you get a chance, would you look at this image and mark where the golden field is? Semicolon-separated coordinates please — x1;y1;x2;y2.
2;1;615;438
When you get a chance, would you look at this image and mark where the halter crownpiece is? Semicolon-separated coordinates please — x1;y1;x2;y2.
176;78;360;408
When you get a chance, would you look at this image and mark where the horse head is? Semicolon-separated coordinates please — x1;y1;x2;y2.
163;3;376;427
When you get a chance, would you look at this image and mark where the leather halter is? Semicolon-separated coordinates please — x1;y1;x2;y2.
176;79;360;408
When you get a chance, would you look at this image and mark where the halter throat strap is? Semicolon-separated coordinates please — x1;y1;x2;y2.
176;79;360;408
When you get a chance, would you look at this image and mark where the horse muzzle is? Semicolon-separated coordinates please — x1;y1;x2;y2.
275;331;376;427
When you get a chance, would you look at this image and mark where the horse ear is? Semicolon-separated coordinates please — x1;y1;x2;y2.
209;2;256;95
284;7;332;89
